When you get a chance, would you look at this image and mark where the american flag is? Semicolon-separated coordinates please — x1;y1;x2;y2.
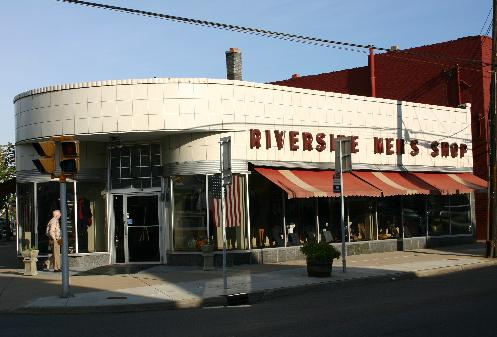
212;175;246;228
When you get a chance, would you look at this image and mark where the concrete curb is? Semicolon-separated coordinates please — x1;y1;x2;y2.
7;259;497;315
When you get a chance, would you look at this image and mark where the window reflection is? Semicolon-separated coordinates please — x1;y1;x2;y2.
428;195;451;236
403;195;427;237
449;194;472;235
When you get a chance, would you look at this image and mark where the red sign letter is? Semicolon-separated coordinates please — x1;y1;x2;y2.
351;136;359;153
450;143;459;158
396;139;405;155
410;140;419;156
440;142;449;157
302;132;314;151
250;129;261;149
374;137;384;154
431;141;440;157
274;130;285;150
329;134;336;152
315;133;326;152
385;138;394;155
265;130;271;149
459;144;467;158
289;131;299;151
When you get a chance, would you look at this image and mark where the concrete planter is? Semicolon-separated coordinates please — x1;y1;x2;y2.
21;249;39;276
306;259;333;277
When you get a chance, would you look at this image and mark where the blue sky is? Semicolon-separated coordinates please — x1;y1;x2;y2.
0;0;490;144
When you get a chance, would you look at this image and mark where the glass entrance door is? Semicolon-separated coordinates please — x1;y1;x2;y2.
113;194;160;263
126;195;160;262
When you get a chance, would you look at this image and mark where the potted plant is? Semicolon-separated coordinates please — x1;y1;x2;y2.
21;246;39;276
301;241;340;277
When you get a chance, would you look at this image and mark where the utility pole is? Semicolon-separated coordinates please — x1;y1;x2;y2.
487;0;497;258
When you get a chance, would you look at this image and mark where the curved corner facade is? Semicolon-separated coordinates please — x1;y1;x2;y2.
14;77;483;267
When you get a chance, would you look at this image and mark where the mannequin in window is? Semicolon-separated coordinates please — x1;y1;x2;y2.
77;197;93;253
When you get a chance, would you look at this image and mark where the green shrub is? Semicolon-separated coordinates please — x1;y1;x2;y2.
301;241;340;263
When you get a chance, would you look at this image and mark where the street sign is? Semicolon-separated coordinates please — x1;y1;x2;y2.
333;173;341;193
335;137;352;172
220;136;232;186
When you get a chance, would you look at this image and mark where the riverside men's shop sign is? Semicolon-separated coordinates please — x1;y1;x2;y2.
249;129;468;158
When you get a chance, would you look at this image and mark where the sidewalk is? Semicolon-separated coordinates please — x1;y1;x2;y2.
1;243;496;314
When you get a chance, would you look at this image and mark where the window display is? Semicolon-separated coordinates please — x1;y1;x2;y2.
349;198;377;241
376;198;401;240
77;182;107;252
17;183;34;252
210;174;248;250
173;175;207;251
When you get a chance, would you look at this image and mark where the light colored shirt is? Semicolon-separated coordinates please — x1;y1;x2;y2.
48;217;61;241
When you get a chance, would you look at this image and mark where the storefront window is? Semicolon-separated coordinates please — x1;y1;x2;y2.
449;194;472;235
376;197;401;240
428;195;450;236
173;175;207;251
348;198;376;241
317;198;341;243
17;183;35;252
36;181;76;253
209;174;248;250
110;144;161;190
285;198;315;245
249;172;284;248
403;195;427;237
77;182;107;252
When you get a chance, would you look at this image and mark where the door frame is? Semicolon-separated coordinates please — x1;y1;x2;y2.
111;192;162;264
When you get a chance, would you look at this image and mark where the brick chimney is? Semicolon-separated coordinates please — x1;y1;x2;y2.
226;48;242;80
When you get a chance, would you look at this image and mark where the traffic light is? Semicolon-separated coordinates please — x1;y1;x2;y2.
32;141;56;174
59;140;79;175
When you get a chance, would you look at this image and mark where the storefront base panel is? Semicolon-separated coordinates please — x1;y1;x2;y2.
167;237;475;266
403;236;475;250
22;253;111;270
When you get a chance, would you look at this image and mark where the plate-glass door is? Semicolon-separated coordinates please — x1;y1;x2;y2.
113;194;160;263
126;195;160;262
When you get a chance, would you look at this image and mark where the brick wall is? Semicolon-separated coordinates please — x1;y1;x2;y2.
272;36;491;240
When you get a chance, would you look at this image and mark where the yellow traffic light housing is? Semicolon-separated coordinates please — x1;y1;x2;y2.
32;141;56;174
60;140;79;175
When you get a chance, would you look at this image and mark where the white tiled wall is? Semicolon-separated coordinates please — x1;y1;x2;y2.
15;78;473;171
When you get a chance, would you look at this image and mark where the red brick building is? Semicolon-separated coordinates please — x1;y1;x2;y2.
273;36;491;240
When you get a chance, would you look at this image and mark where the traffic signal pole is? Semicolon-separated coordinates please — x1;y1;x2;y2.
59;175;71;297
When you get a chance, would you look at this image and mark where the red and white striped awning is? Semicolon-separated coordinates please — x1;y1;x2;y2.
254;168;382;198
411;172;487;195
352;171;433;196
255;168;488;198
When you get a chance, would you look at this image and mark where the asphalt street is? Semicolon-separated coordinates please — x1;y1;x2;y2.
2;262;497;337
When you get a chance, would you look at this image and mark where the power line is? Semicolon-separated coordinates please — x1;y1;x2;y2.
480;6;493;36
57;0;491;68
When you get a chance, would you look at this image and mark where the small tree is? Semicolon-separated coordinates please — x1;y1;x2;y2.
0;143;15;227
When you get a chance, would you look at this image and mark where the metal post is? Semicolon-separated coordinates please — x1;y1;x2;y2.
487;0;497;258
315;198;320;242
60;179;71;298
220;141;228;290
282;191;287;248
245;173;251;250
339;140;346;273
